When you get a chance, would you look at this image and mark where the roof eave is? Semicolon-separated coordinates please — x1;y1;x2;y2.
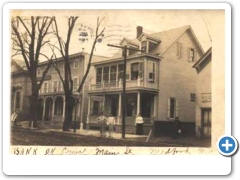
92;53;161;66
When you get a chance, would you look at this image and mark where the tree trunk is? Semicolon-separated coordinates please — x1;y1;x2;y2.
63;92;74;131
29;87;39;128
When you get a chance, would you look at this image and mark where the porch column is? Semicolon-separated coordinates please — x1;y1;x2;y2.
51;97;55;121
103;94;105;113
117;93;122;125
86;96;91;124
42;98;46;121
78;97;83;131
137;92;141;115
62;96;65;122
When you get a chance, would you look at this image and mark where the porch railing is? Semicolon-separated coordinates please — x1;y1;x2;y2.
89;79;144;91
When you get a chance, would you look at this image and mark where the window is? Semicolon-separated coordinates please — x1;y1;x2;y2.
37;69;41;76
148;61;156;82
141;41;147;53
131;62;143;80
53;81;58;92
58;80;62;91
118;64;124;80
190;93;196;102
96;67;102;83
74;60;79;69
15;91;21;110
176;43;182;58
189;49;195;62
110;65;117;82
92;101;100;115
73;78;79;91
43;82;48;93
167;98;179;119
103;66;109;82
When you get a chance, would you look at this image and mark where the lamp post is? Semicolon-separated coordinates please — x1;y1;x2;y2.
73;91;80;133
107;44;144;139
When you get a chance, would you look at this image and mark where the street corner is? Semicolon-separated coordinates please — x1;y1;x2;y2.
217;135;239;157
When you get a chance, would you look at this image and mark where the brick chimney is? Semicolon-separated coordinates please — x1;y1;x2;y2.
136;26;143;38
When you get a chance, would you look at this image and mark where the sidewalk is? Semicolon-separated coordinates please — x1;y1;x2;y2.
16;121;211;147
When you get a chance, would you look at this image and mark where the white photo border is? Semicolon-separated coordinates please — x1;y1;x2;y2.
3;2;231;175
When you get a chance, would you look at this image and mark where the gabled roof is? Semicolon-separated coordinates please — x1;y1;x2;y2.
108;25;204;61
151;25;204;56
137;32;161;43
120;38;139;47
193;47;212;68
12;59;27;71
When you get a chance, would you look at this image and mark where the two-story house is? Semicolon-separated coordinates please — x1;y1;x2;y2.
193;47;212;137
11;59;31;119
87;25;205;135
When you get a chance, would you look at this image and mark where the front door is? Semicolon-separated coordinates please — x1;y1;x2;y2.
201;108;211;137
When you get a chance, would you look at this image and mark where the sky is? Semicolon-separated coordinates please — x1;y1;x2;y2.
11;9;222;60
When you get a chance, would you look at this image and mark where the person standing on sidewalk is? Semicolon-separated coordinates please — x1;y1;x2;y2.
107;113;116;138
96;112;107;137
135;113;144;135
11;109;20;126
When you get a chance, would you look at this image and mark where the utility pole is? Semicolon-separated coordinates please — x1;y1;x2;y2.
107;44;143;138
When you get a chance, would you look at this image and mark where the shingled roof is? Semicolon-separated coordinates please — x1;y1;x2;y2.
109;25;204;60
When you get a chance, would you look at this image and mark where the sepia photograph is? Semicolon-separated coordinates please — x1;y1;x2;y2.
8;7;226;156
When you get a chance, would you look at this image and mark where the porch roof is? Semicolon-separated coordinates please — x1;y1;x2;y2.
91;53;162;66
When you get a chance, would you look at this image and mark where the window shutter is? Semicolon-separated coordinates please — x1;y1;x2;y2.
180;44;182;58
176;43;179;57
175;100;179;117
167;98;170;118
187;48;190;61
194;48;197;61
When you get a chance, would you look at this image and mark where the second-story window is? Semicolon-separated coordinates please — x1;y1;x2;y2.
73;78;79;91
53;81;58;92
148;61;156;82
43;82;48;93
118;64;124;81
131;62;143;80
103;66;109;82
96;67;102;83
110;65;117;82
74;60;79;69
58;80;62;91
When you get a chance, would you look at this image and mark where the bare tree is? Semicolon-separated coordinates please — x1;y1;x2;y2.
52;16;105;131
11;16;54;127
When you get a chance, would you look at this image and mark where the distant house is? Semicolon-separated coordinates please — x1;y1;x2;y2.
193;47;212;137
11;53;108;128
87;25;204;135
11;59;31;119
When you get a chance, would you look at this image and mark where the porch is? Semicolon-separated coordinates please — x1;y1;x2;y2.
86;92;158;134
37;94;82;129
